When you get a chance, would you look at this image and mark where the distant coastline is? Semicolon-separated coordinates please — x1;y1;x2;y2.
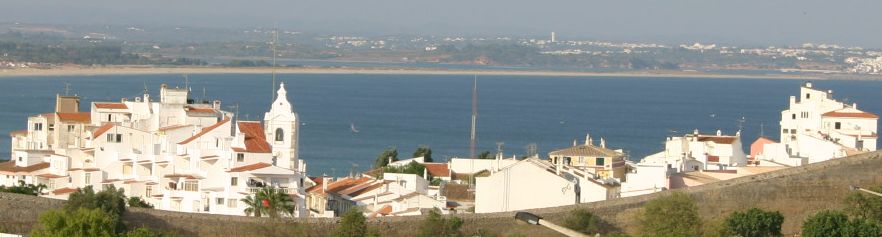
2;65;881;80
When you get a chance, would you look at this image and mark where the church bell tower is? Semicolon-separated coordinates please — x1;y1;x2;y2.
264;82;299;170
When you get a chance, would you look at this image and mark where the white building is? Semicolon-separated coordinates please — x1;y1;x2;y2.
756;82;878;165
640;129;747;173
474;158;619;213
305;173;447;218
1;83;312;217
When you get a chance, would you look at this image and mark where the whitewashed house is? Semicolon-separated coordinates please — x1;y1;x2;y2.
755;82;878;166
474;158;619;213
2;83;312;217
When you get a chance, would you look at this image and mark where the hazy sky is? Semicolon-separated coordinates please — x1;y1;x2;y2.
2;0;881;47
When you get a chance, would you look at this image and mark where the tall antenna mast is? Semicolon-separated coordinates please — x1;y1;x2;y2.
271;27;278;104
64;82;72;96
760;123;765;137
470;75;478;159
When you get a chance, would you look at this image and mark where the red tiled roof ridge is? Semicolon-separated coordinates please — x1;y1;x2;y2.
56;112;91;123
822;111;879;119
95;102;129;110
178;118;231;145
229;162;273;172
236;121;271;153
91;123;115;139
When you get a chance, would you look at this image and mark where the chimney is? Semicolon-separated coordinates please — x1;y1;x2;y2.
585;133;591;146
693;129;699;135
716;130;722;136
805;82;812;88
213;100;222;110
322;177;329;192
573;139;577;147
423;167;428;179
853;103;858;109
600;138;606;148
556;159;562;175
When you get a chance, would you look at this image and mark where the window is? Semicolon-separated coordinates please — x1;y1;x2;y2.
790;129;796;134
146;186;153;197
231;177;238;186
33;123;43;131
236;153;245;162
227;199;238;208
275;128;284;142
48;124;54;131
792;114;796;120
183;181;199;192
806;93;811;99
596;157;605;166
84;173;91;185
67;125;76;132
782;128;787;134
107;114;112;121
835;122;842;130
122;163;132;176
17;157;22;162
106;133;123;143
216;198;225;205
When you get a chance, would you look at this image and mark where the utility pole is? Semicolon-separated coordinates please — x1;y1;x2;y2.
470;75;478;159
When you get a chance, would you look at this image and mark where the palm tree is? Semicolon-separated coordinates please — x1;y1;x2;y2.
242;186;295;218
242;191;265;217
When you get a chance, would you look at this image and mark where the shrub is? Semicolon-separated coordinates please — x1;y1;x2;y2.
845;185;882;222
639;192;700;237
417;209;463;237
30;208;121;237
66;185;127;216
127;197;154;208
332;208;379;237
0;180;47;195
725;208;784;237
802;210;849;237
563;209;602;235
842;218;881;237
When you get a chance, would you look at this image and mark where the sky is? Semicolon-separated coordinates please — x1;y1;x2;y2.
2;0;881;48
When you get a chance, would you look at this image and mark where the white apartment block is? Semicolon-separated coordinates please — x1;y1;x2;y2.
1;83;312;217
474;158;619;213
755;82;878;166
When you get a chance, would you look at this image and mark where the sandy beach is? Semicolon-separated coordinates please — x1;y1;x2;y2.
1;65;878;80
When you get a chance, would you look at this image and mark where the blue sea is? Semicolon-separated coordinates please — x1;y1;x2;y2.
1;74;881;176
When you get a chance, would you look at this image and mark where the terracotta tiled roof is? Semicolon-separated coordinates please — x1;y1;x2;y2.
342;182;384;197
37;173;66;178
235;121;272;153
228;162;273;172
549;144;623;157
696;136;737;144
51;187;77;195
0;161;50;173
9;130;27;136
56;112;91;123
164;174;203;179
305;177;326;193
424;163;450;177
178;118;231;145
185;106;217;115
158;124;192;132
95;103;128;109
312;177;373;195
823;111;879;119
91;123;114;139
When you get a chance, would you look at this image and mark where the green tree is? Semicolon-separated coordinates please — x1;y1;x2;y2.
417;209;463;237
122;226;175;237
802;210;849;237
413;146;433;162
374;148;398;168
66;185;127;216
639;192;700;237
30;208;120;237
127;197;154;209
845;185;882;222
842;218;881;237
241;187;296;218
332;208;379;237
477;151;493;159
0;180;47;196
563;209;602;235
383;161;428;177
725;208;784;237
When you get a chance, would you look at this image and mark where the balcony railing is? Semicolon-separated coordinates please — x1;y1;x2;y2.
246;187;297;194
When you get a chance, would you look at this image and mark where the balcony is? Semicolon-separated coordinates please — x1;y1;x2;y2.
245;187;297;195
